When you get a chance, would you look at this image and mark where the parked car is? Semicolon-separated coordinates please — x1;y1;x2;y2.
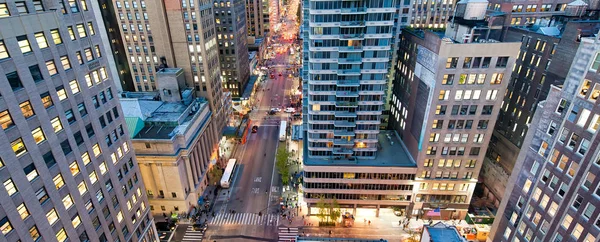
252;125;258;133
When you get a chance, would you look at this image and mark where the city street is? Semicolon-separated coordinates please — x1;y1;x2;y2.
201;0;301;240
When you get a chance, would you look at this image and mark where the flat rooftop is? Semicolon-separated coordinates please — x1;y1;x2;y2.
303;131;416;167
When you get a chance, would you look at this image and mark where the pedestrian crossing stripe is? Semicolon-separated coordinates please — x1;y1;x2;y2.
278;227;299;242
182;227;204;241
208;213;279;226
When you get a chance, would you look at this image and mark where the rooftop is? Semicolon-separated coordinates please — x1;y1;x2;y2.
121;96;209;139
424;222;466;242
303;131;416;167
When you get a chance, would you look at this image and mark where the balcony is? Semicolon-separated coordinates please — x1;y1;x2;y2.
334;120;356;127
335;100;358;107
334;138;355;145
339;46;363;52
340;21;365;26
338;69;361;75
340;7;366;13
340;33;365;39
334;130;355;136
332;148;354;154
335;111;358;117
338;58;362;64
337;80;360;86
336;90;359;97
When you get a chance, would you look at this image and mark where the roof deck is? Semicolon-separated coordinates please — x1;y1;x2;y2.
303;131;416;167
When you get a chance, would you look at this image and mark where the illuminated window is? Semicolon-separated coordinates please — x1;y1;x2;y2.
53;174;65;189
50;117;63;132
46;208;59;225
92;143;101;157
81;152;91;165
50;29;62;44
0;40;9;59
77;181;87;195
46;60;58;76
34;32;48;49
11;138;27;157
0;110;14;130
76;24;87;38
55;228;68;242
17;36;32;54
69;80;80;94
16;203;29;219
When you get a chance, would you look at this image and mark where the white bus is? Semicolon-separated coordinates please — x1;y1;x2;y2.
220;159;237;188
279;121;287;141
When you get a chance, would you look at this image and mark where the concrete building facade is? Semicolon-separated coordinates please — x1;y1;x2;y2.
110;0;227;133
481;21;600;206
214;0;251;97
245;0;270;39
490;33;600;242
0;0;158;241
390;2;520;219
121;69;220;216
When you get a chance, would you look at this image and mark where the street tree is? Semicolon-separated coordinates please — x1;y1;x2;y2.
208;166;223;185
275;144;291;186
316;195;328;222
329;198;341;224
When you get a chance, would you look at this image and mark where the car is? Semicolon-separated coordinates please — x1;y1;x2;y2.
252;125;258;133
192;223;208;232
155;222;175;231
271;108;282;112
268;110;277;115
284;107;296;113
270;74;275;79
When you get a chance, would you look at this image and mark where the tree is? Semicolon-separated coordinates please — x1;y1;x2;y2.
316;195;328;222
329;198;341;224
208;166;223;186
275;145;291;186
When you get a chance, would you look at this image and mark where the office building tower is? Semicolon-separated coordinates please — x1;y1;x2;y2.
302;0;417;216
486;0;581;27
0;0;158;241
214;0;251;97
110;0;227;132
122;69;220;216
390;0;519;218
480;21;600;206
490;31;600;242
409;0;456;28
246;0;270;39
97;0;136;92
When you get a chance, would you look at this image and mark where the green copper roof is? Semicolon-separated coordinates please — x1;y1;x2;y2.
125;117;145;138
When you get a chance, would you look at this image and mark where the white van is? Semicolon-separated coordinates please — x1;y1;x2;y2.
284;107;296;113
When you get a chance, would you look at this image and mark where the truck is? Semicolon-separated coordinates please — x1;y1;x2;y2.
279;121;287;141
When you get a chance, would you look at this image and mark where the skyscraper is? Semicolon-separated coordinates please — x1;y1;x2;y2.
0;0;157;241
245;0;270;39
110;0;227;132
301;0;414;216
214;0;251;97
390;1;519;218
490;30;600;242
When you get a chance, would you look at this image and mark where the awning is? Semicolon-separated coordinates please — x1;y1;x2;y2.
232;105;244;112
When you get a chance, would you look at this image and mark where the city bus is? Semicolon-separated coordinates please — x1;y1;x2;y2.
220;159;237;188
279;121;287;141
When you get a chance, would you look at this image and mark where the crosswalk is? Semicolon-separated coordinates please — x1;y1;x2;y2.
278;227;299;242
208;213;279;226
181;226;204;241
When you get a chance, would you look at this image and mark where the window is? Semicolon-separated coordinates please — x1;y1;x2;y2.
65;109;75;124
36;187;49;204
11;138;27;157
56;228;68;242
50;29;62;44
87;22;95;35
592;53;600;71
46;208;59;225
60;56;71;70
481;105;493;115
15;1;28;13
57;86;67;100
463;57;472;68
0;110;14;130
62;194;74;209
46;60;58;76
0;4;9;18
76;24;87;38
446;57;458;68
19;100;34;119
67;26;76;40
0;40;9;59
43;151;56;167
78;103;87;117
77;181;87;195
51;117;63;132
17;35;32;53
89;171;98;184
579;139;590;155
69;161;79;176
23;163;38;181
0;217;13;235
34;32;48;49
439;90;449;100
92;143;101;157
7;71;24;90
29;65;43;82
496;57;509;67
81;152;91;165
4;178;17;196
31;127;46;144
69;79;80;94
53;174;65;189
